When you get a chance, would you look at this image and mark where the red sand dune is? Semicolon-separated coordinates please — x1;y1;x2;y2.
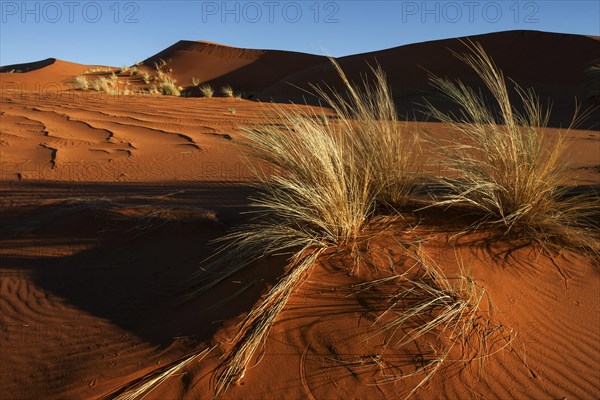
140;40;326;96
260;30;600;125
0;30;599;400
0;58;100;88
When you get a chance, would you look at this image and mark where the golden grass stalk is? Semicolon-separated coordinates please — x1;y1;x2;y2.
214;248;324;396
424;41;599;253
106;346;215;400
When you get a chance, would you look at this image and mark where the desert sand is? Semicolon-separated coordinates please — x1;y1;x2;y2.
1;30;599;399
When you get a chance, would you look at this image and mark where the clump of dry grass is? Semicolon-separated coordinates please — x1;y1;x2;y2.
187;59;426;396
199;84;214;98
192;77;200;87
118;65;131;74
154;69;181;96
159;78;180;96
84;66;114;74
424;41;599;254
221;85;235;97
140;70;151;84
74;75;89;90
313;60;423;206
154;58;167;70
91;76;114;93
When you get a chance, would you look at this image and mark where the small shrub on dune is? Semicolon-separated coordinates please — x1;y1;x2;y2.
74;75;89;90
140;71;151;84
89;74;123;95
424;41;599;253
199;84;214;98
153;71;180;96
91;76;111;92
221;85;234;97
160;80;181;96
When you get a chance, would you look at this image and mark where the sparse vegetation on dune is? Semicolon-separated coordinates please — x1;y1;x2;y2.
424;41;599;254
154;58;167;70
140;70;151;84
90;74;121;94
84;66;114;74
188;46;599;397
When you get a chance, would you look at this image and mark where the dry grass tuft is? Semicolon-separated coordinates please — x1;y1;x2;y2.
424;41;599;254
74;75;89;90
199;84;214;98
140;70;151;84
91;75;118;94
187;59;427;395
84;66;114;74
153;69;181;96
221;85;235;97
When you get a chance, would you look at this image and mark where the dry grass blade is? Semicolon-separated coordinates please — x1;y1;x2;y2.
424;40;599;254
351;246;511;399
214;248;324;396
105;346;215;400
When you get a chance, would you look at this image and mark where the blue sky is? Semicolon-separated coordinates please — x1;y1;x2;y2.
1;1;599;66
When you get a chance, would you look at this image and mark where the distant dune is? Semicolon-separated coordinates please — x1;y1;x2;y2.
0;58;98;88
2;30;598;127
259;30;600;125
140;40;325;96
